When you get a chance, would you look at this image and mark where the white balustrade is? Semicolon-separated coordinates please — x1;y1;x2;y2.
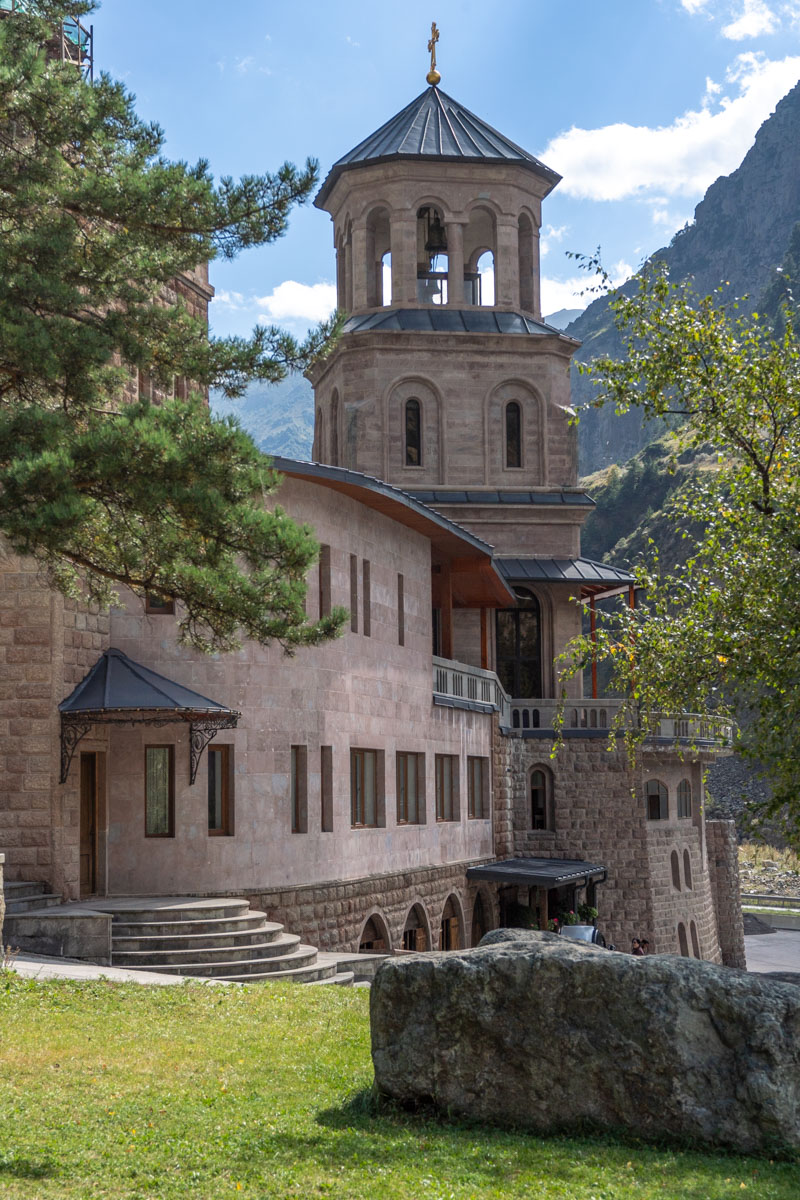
432;657;511;727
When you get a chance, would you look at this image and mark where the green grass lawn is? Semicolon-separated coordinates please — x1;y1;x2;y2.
1;972;797;1200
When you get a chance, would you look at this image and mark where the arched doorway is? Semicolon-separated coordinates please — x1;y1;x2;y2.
401;903;429;951
496;588;542;698
359;912;390;953
470;892;489;947
440;895;462;951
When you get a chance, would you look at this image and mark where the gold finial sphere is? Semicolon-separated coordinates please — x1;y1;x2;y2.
426;68;441;85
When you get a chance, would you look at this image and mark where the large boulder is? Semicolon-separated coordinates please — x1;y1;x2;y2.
370;930;800;1154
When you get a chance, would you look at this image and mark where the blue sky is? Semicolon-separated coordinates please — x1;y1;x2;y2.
96;0;800;335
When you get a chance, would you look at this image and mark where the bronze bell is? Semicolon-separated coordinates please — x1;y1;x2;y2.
425;212;448;254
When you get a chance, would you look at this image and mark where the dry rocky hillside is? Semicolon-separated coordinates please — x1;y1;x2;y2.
739;843;800;899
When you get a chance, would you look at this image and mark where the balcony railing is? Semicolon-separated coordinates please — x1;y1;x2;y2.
509;698;733;747
432;657;511;727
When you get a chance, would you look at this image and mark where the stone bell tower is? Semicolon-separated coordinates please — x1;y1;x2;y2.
308;48;591;567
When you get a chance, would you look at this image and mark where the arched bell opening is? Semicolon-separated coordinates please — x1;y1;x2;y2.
464;206;497;306
518;212;535;314
416;205;448;305
365;205;391;308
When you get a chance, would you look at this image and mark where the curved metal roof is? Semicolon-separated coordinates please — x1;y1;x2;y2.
316;86;560;206
497;557;634;586
342;308;575;339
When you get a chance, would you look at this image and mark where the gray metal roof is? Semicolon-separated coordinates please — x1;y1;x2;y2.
316;86;560;206
342;308;572;339
59;648;234;715
466;857;606;889
497;558;634;586
406;489;594;508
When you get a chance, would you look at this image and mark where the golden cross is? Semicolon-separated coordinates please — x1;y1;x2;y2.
426;21;441;85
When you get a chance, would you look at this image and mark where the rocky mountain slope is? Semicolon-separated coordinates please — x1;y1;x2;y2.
571;77;800;474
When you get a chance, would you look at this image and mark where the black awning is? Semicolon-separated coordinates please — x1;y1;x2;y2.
466;857;606;889
58;648;239;785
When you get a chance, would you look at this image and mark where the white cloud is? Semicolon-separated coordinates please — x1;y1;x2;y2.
256;281;337;324
235;55;255;74
540;260;632;315
540;52;800;201
214;289;246;310
722;0;779;38
540;224;569;257
681;0;712;12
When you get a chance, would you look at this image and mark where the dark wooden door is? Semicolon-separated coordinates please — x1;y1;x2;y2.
79;753;97;897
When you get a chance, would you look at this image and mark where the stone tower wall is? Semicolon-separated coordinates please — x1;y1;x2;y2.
706;818;747;969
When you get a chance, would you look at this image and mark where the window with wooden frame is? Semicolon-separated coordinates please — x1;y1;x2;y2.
362;559;371;637
207;744;234;836
397;573;405;646
351;748;383;827
145;745;174;837
320;745;333;832
349;554;359;633
505;401;522;468
396;752;424;824
467;756;489;819
145;593;175;615
677;778;692;819
318;544;331;618
290;745;308;834
646;779;669;821
435;754;458;821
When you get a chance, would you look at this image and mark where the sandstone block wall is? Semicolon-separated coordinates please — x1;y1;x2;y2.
706;818;747;969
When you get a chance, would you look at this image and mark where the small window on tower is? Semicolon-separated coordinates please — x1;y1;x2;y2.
506;401;522;468
405;398;422;466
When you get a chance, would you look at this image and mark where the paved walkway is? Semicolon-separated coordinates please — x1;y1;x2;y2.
8;952;216;986
744;930;800;975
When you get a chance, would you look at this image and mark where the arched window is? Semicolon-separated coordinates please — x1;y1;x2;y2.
330;390;339;467
683;849;693;890
505;401;522;468
530;767;553;831
495;588;541;698
677;779;692;819
405;398;422;466
645;779;668;821
670;850;681;891
365;206;390;308
690;920;700;958
677;922;690;957
315;407;324;462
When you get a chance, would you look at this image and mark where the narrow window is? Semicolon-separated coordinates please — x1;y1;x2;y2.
350;554;359;633
330;391;339;466
435;754;458;821
397;752;424;824
320;745;333;832
145;745;174;837
531;768;551;830
405;398;422;466
645;779;668;821
207;744;234;836
505;401;521;468
397;573;405;646
145;593;174;615
319;544;331;618
677;922;690;957
670;850;681;891
690;920;700;958
362;559;371;637
290;745;308;834
351;749;383;827
677;778;692;819
467;756;488;819
683;848;693;890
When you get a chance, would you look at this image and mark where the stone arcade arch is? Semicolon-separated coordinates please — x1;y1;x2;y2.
359;909;391;953
440;893;465;950
401;901;431;951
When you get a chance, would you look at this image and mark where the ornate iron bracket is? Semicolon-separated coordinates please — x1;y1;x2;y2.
189;716;239;785
60;718;94;784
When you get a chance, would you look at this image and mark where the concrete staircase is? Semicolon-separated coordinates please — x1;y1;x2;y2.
107;897;355;986
3;880;62;916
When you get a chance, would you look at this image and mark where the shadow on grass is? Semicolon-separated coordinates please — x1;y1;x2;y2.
0;1152;54;1180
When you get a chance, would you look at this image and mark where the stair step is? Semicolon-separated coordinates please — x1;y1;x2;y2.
218;961;341;985
307;971;356;986
3;881;51;900
112;921;283;953
107;898;251;924
111;912;274;939
4;893;62;915
120;945;319;979
112;932;300;967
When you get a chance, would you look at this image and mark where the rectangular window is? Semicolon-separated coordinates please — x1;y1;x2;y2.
435;754;458;822
467;756;488;819
397;573;405;646
145;593;175;615
396;752;425;824
207;744;234;836
145;745;174;837
320;745;333;832
350;554;359;633
319;544;331;618
362;560;371;637
290;745;308;833
351;748;384;827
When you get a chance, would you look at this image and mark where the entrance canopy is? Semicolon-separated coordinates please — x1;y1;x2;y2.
59;647;240;785
466;857;606;890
